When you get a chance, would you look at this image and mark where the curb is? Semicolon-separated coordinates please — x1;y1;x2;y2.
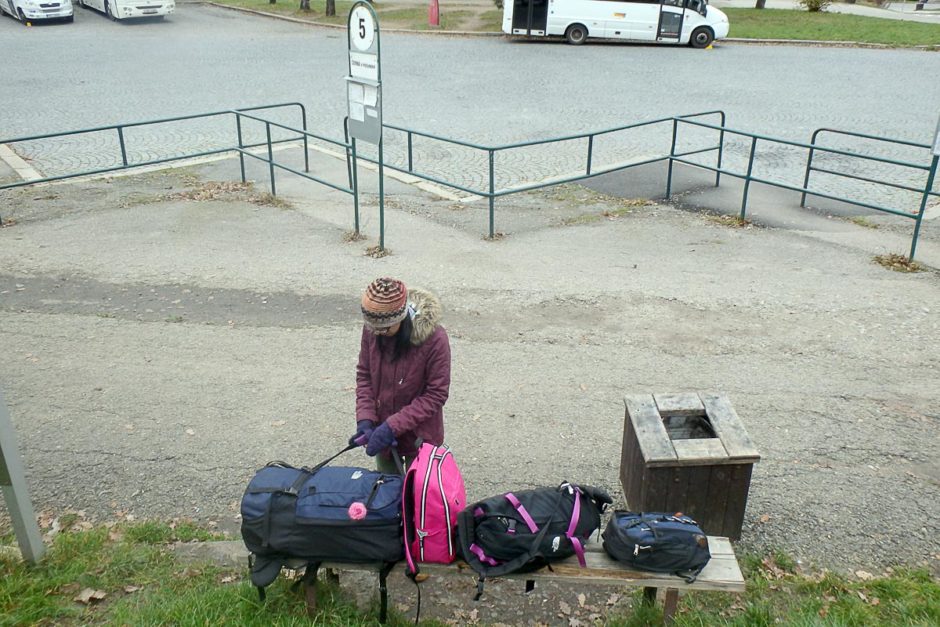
198;2;940;49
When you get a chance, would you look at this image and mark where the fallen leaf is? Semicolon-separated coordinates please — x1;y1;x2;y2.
579;384;587;391
818;606;829;618
870;597;880;606
577;593;586;607
220;576;236;584
270;420;286;427
74;588;107;604
185;429;195;436
855;570;874;581
123;585;141;593
396;603;410;612
559;600;571;615
759;514;771;523
606;593;620;606
857;590;868;602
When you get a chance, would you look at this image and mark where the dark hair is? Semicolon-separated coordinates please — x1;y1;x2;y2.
391;315;412;362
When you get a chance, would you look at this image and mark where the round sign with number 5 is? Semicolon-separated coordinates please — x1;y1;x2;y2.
350;6;376;52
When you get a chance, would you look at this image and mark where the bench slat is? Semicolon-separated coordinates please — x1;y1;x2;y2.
310;536;745;594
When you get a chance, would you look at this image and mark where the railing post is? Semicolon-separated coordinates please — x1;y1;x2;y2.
740;136;758;220
586;135;594;176
716;111;725;187
117;127;128;167
666;118;678;198
299;104;309;173
407;132;413;173
344;117;353;190
351;138;360;235
801;130;819;208
235;114;246;184
488;150;495;239
910;154;938;261
379;138;385;251
266;122;276;196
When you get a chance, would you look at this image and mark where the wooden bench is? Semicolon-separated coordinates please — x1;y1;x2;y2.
294;535;745;625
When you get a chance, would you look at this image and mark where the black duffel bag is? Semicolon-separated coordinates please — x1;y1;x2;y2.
240;443;404;618
602;511;711;583
457;482;612;598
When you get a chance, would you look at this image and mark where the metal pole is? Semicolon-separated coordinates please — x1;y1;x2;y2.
716;112;725;187
344;117;353;190
488;150;495;239
910;154;938;261
666;118;678;198
586;135;594;176
1;387;45;563
352;138;360;235
740;136;758;220
379;138;385;250
801;130;820;207
407;132;413;173
301;106;310;173
235;114;246;184
266;122;276;196
117;127;128;167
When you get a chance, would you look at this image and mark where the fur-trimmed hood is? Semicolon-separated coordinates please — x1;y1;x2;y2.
408;287;443;346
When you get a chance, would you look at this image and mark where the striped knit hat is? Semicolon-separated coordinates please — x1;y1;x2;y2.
361;277;408;328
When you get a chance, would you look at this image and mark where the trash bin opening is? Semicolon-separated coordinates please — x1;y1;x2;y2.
661;414;717;440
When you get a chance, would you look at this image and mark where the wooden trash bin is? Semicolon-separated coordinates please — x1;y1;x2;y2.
620;393;760;540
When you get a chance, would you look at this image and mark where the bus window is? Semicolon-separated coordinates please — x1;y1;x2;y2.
687;0;707;15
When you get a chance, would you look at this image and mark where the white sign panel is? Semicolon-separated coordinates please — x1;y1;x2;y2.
350;5;376;51
350;52;379;81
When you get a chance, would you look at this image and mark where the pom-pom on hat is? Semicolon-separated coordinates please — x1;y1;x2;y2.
361;277;408;328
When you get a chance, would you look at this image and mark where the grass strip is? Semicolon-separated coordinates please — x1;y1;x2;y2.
2;523;938;625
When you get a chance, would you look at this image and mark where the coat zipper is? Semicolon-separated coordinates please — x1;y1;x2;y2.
437;447;454;557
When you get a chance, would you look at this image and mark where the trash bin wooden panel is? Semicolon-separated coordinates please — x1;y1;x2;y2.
620;393;760;540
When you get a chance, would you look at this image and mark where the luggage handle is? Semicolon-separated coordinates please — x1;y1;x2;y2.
283;442;401;496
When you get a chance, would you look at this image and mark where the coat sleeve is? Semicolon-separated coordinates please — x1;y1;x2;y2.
386;328;451;436
355;327;379;424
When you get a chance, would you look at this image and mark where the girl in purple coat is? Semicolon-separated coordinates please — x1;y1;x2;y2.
351;277;451;474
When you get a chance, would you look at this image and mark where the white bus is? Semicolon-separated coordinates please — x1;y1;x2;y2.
502;0;730;48
77;0;174;20
1;0;73;22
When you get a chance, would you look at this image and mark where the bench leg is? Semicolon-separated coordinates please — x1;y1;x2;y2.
302;566;320;617
643;586;658;605
662;588;679;625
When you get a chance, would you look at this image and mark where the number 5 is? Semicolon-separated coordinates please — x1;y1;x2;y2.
359;17;366;40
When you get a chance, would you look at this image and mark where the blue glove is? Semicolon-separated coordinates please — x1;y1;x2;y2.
366;422;397;457
349;420;374;447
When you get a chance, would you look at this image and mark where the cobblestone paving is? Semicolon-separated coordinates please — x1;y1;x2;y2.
1;5;938;210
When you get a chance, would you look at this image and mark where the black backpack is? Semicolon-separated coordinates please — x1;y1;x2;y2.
601;511;711;583
457;482;612;598
240;444;404;620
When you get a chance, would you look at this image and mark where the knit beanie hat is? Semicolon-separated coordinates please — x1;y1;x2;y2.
361;277;408;328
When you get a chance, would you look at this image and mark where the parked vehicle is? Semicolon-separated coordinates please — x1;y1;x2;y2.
502;0;730;48
77;0;174;20
1;0;73;23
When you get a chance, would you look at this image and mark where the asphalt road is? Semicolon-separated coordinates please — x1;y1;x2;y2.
2;4;939;205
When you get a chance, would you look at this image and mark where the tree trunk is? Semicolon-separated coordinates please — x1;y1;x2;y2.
326;0;335;16
300;0;310;10
754;0;766;7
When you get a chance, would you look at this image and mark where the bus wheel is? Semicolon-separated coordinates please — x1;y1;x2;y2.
565;24;588;45
690;27;714;49
105;0;115;19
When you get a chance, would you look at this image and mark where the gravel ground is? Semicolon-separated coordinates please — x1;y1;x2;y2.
1;157;938;621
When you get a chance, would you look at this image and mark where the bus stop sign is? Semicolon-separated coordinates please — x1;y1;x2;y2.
347;2;382;145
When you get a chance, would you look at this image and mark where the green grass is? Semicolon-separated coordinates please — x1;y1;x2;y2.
724;8;940;46
3;526;938;625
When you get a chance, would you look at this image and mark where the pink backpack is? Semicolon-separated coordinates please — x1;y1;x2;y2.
402;443;466;572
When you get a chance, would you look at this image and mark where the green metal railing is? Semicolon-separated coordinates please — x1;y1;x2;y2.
5;104;937;260
0;103;309;193
355;111;726;239
670;118;939;259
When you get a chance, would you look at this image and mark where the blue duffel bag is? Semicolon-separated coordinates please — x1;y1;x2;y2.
241;443;404;617
601;511;711;582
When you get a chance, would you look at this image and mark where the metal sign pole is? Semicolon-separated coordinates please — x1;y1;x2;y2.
0;387;45;563
346;1;384;250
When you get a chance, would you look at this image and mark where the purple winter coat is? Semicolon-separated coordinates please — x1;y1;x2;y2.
355;288;451;458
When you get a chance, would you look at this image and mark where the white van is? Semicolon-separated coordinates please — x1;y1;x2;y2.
503;0;730;48
78;0;174;20
1;0;73;22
